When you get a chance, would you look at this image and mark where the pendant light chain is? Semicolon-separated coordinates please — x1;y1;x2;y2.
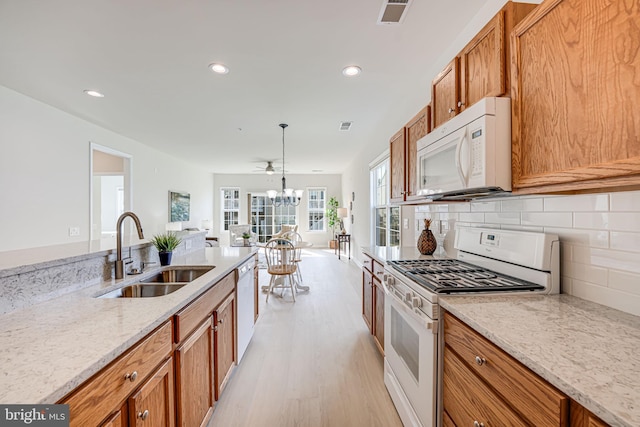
267;123;303;207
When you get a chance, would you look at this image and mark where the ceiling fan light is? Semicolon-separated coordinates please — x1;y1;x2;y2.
265;161;275;175
266;169;274;175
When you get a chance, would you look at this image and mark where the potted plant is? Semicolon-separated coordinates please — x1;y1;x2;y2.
327;196;340;249
150;232;182;266
242;232;251;246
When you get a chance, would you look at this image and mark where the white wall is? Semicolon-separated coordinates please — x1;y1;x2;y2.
212;173;342;247
0;85;214;252
413;192;640;317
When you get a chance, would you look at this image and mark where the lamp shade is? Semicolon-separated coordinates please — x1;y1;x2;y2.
337;208;348;218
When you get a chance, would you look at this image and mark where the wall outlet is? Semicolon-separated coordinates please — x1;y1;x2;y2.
69;227;80;237
403;218;409;229
185;239;192;251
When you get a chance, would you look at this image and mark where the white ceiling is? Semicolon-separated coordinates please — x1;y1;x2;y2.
0;0;487;174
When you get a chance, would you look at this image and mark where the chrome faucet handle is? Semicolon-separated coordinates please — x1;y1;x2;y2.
141;261;157;272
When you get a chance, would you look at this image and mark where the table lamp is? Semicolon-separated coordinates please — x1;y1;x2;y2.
337;207;348;234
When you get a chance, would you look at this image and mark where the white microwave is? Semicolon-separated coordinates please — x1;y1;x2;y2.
416;97;512;200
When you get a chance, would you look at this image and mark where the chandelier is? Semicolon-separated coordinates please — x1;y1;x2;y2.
267;123;303;207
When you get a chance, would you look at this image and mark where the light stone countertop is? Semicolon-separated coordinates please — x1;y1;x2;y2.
439;294;640;427
0;245;256;404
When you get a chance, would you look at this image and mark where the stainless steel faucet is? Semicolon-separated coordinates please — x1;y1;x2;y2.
115;211;145;279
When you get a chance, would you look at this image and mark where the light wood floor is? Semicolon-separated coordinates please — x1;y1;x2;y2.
208;249;403;427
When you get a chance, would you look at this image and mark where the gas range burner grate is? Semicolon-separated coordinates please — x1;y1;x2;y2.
388;259;544;294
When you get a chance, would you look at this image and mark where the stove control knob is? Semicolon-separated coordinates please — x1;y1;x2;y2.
405;292;413;302
386;276;395;287
411;296;422;308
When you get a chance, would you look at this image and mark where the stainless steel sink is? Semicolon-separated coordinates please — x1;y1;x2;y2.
139;266;214;284
97;266;214;298
99;283;187;298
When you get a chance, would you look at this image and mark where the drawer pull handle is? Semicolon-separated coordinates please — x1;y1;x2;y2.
124;371;138;382
475;356;486;366
138;410;149;420
473;421;485;427
448;107;455;114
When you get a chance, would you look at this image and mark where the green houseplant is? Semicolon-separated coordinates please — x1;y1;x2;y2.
150;231;182;266
241;232;251;246
327;196;340;249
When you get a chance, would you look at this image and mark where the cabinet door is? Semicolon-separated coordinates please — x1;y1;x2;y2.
254;262;259;322
460;11;505;112
570;400;610;427
214;292;236;399
362;269;373;332
175;319;214;427
389;128;407;203
101;405;127;427
373;278;385;355
405;105;431;201
128;357;175;427
511;0;640;193
432;58;460;129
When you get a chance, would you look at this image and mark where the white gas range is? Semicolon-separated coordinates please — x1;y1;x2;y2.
381;227;559;427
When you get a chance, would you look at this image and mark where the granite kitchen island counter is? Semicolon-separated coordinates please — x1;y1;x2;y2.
0;246;257;405
440;294;640;427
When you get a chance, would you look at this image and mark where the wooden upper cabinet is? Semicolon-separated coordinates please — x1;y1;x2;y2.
405;105;431;201
389;104;431;203
432;58;460;129
389;127;407;203
511;0;640;194
459;1;537;113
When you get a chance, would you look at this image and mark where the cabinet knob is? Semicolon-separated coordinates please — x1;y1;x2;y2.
475;356;486;366
457;101;465;108
218;319;224;324
473;421;485;427
448;107;455;113
138;410;149;420
124;371;138;382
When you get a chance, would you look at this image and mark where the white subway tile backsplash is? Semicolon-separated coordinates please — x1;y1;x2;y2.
545;227;609;248
411;190;640;317
471;201;500;212
522;212;573;228
484;212;521;225
501;197;543;212
563;261;608;286
544;194;609;212
458;212;485;223
610;190;640;211
610;231;640;253
608;270;640;296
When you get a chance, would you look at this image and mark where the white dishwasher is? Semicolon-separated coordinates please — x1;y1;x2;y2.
236;256;256;362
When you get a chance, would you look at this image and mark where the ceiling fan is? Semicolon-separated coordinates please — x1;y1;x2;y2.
252;161;282;175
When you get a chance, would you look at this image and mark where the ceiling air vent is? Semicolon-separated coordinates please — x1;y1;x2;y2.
377;0;412;25
339;121;353;131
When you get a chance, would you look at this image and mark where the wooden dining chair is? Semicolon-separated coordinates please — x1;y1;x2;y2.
264;238;297;302
283;231;304;286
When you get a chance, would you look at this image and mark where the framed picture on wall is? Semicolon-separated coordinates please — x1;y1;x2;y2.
169;191;190;222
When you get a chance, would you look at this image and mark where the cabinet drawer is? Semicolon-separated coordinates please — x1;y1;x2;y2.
444;313;568;426
62;321;172;427
372;260;385;282
444;346;528;427
363;254;373;273
174;271;235;342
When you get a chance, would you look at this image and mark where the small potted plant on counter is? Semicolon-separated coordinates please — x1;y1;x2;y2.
242;232;252;246
150;232;182;266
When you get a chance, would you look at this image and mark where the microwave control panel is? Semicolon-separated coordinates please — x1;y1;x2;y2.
471;128;483;177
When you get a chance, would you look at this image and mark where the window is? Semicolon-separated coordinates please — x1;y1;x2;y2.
307;188;326;231
249;193;298;242
371;157;400;247
221;188;240;231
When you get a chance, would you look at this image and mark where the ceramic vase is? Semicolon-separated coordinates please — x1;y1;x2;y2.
417;219;437;255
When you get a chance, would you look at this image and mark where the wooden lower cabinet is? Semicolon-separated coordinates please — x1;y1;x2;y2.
570;400;610;427
175;318;214;427
373;279;384;354
362;269;373;331
101;408;127;427
443;311;569;426
128;357;175;427
214;291;236;399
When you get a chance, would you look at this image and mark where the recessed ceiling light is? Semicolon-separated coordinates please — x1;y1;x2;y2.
83;90;104;98
342;65;362;77
209;63;229;74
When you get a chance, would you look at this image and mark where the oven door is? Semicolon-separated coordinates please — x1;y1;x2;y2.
384;286;437;427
